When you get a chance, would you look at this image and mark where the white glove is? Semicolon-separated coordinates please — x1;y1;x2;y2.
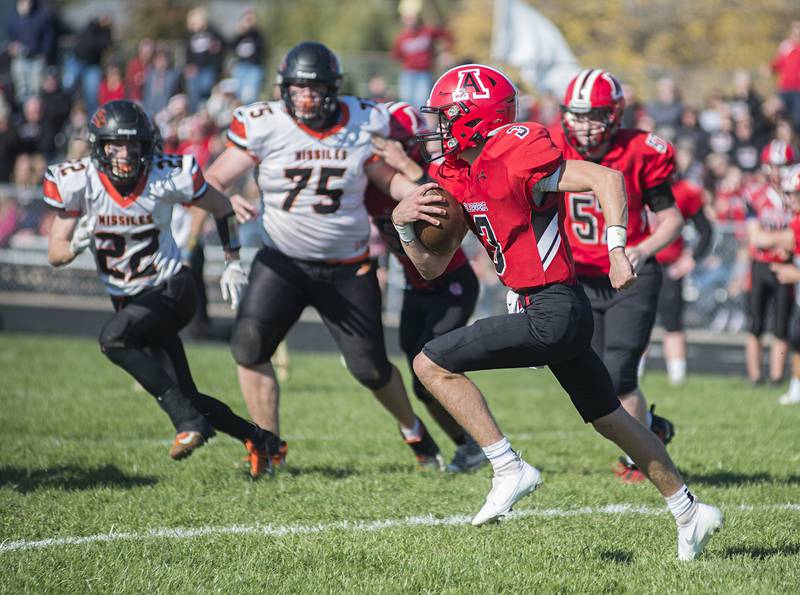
220;259;248;310
70;215;96;256
506;289;523;314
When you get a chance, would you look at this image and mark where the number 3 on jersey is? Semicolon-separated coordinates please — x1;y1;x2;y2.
283;167;346;214
473;214;506;275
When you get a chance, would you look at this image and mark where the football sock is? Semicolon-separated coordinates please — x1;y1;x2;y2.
790;377;800;400
483;437;520;476
193;392;261;442
666;484;698;526
667;359;686;385
399;417;423;442
156;386;210;434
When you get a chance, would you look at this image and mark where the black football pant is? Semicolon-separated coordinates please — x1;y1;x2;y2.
99;268;259;442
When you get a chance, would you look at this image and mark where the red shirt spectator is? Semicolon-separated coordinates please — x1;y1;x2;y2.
125;39;155;101
391;15;452;72
98;63;125;106
771;22;800;92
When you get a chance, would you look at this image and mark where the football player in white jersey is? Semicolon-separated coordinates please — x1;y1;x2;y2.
45;100;281;477
203;41;444;469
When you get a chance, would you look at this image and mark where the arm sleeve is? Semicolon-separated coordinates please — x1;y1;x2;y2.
507;126;563;205
163;154;208;205
642;182;676;212
690;209;713;260
226;104;271;161
42;165;84;216
640;133;676;201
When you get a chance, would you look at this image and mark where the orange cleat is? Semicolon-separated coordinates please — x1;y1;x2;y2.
245;439;274;479
169;431;206;460
613;457;646;483
272;440;288;468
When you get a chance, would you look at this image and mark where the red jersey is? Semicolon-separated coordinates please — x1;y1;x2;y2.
656;179;704;264
391;25;452;71
791;215;800;255
745;182;792;263
551;126;675;277
772;39;800;92
432;122;573;293
364;181;468;291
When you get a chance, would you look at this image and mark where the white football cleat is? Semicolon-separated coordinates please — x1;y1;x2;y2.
677;502;724;561
778;391;800;405
471;461;542;526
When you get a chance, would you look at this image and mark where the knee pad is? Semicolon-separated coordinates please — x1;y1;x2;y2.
346;355;393;390
98;312;138;356
603;347;639;396
230;317;271;367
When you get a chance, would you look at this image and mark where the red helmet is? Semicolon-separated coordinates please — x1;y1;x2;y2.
561;69;625;155
384;101;428;153
782;164;800;193
760;140;798;166
417;64;517;162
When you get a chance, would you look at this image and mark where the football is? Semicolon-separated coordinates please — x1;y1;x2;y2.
413;187;466;255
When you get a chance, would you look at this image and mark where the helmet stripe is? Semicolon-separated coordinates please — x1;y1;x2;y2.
582;69;606;103
571;69;595;104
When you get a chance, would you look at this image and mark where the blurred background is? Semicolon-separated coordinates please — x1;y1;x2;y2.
1;0;798;363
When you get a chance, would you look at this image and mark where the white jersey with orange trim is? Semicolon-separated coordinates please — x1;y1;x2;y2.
43;153;208;296
227;96;390;261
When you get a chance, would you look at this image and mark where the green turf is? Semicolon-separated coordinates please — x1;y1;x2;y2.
1;333;799;594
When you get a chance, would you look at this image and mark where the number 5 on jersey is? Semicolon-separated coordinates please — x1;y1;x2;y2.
283;167;346;214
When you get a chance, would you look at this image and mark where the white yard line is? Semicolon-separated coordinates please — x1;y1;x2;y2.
2;503;798;554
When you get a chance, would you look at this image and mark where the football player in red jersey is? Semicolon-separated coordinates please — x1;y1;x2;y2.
749;164;800;404
45;100;282;476
203;41;444;469
744;140;798;386
368;101;485;472
393;64;722;559
553;69;685;482
652;169;713;386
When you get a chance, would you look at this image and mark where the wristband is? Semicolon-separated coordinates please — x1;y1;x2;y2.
606;225;627;252
393;220;417;244
215;212;241;252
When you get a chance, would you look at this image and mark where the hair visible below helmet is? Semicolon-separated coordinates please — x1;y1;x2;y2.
417;64;517;162
761;140;798;167
88;100;156;183
277;41;342;124
561;69;625;155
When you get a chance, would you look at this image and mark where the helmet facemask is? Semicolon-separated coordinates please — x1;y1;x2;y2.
561;106;619;156
99;140;148;181
280;79;340;127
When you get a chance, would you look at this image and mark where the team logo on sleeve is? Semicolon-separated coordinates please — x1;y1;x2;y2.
453;68;491;102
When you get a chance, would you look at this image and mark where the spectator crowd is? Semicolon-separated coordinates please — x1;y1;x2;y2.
2;1;800;335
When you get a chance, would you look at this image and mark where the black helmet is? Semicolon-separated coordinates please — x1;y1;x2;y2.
88;100;157;183
277;41;342;124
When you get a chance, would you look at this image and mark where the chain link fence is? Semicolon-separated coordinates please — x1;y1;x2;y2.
0;182;752;331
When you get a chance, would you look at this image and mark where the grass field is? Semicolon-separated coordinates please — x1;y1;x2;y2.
1;333;799;594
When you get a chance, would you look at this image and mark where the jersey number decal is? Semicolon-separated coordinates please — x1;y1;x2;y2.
282;167;347;214
95;229;160;280
568;194;600;244
58;161;86;176
473;214;506;276
645;133;668;154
